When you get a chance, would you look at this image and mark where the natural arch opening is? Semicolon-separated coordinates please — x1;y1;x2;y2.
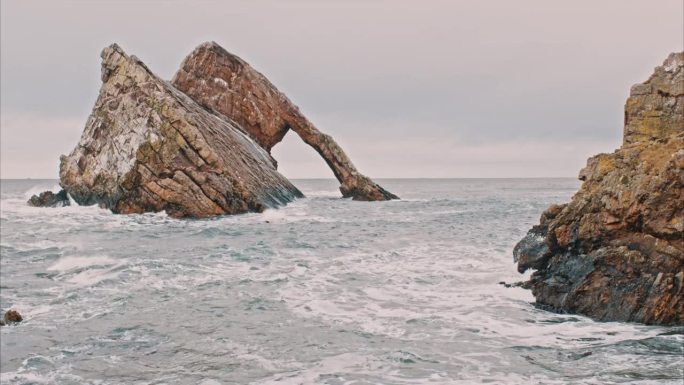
271;129;341;196
271;129;337;179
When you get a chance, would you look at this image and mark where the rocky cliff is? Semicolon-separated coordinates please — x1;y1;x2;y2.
514;52;684;325
172;42;398;201
55;44;303;218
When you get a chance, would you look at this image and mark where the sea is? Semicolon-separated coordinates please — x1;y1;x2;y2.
1;178;682;385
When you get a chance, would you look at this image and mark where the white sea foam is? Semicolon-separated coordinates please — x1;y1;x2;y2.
299;189;341;198
2;179;681;385
255;353;376;385
47;255;117;272
22;184;62;201
259;208;290;223
199;380;222;385
0;372;53;384
65;268;121;287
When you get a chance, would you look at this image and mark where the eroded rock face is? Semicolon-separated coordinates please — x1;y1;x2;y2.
624;53;684;145
514;52;684;325
58;44;302;218
172;42;398;201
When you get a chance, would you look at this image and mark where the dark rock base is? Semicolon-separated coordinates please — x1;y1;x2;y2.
28;190;70;207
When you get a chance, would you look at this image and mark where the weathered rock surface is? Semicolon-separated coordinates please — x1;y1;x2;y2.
514;52;684;325
172;42;398;201
28;189;70;207
55;44;302;218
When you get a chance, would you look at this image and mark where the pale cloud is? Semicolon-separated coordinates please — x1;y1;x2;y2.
1;0;681;178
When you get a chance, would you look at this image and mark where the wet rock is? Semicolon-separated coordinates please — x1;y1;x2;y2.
513;225;552;273
2;310;23;325
58;44;303;218
172;42;398;201
27;189;70;207
514;52;684;326
498;281;532;289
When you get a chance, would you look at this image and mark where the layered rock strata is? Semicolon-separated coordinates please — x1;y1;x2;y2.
54;44;303;218
172;42;398;201
514;52;684;325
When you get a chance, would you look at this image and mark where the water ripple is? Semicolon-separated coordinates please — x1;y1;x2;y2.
1;179;681;384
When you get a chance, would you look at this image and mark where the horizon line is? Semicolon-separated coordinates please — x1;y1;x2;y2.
0;176;579;181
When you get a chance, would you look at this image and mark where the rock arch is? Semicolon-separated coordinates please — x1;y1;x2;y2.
172;42;398;201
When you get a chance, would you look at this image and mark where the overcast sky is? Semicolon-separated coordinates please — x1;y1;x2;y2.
1;0;682;179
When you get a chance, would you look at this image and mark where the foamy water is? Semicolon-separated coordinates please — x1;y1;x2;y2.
1;179;682;384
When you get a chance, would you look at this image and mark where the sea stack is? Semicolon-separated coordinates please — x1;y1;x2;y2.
514;52;684;325
30;42;397;217
172;42;398;201
56;44;303;218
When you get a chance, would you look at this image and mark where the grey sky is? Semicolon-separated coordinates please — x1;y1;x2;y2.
1;0;682;178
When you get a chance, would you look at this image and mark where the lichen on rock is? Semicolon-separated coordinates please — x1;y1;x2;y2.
513;52;684;325
624;52;684;146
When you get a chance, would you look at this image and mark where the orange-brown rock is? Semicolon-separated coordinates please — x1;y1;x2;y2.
1;309;23;325
55;44;302;218
172;42;398;201
514;52;684;325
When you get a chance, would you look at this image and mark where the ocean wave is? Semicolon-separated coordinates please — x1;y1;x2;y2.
1;179;680;384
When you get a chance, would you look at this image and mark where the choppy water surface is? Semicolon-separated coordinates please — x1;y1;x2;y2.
1;179;682;385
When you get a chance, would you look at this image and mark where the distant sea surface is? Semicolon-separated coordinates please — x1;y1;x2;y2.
1;178;682;385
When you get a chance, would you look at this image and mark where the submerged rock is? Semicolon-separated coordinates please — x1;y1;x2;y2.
172;42;398;201
514;52;684;325
27;189;70;207
57;44;303;218
1;309;23;325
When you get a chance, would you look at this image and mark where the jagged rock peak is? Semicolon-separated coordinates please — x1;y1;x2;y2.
173;41;399;201
624;52;683;145
513;52;684;326
54;43;303;218
101;43;125;81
